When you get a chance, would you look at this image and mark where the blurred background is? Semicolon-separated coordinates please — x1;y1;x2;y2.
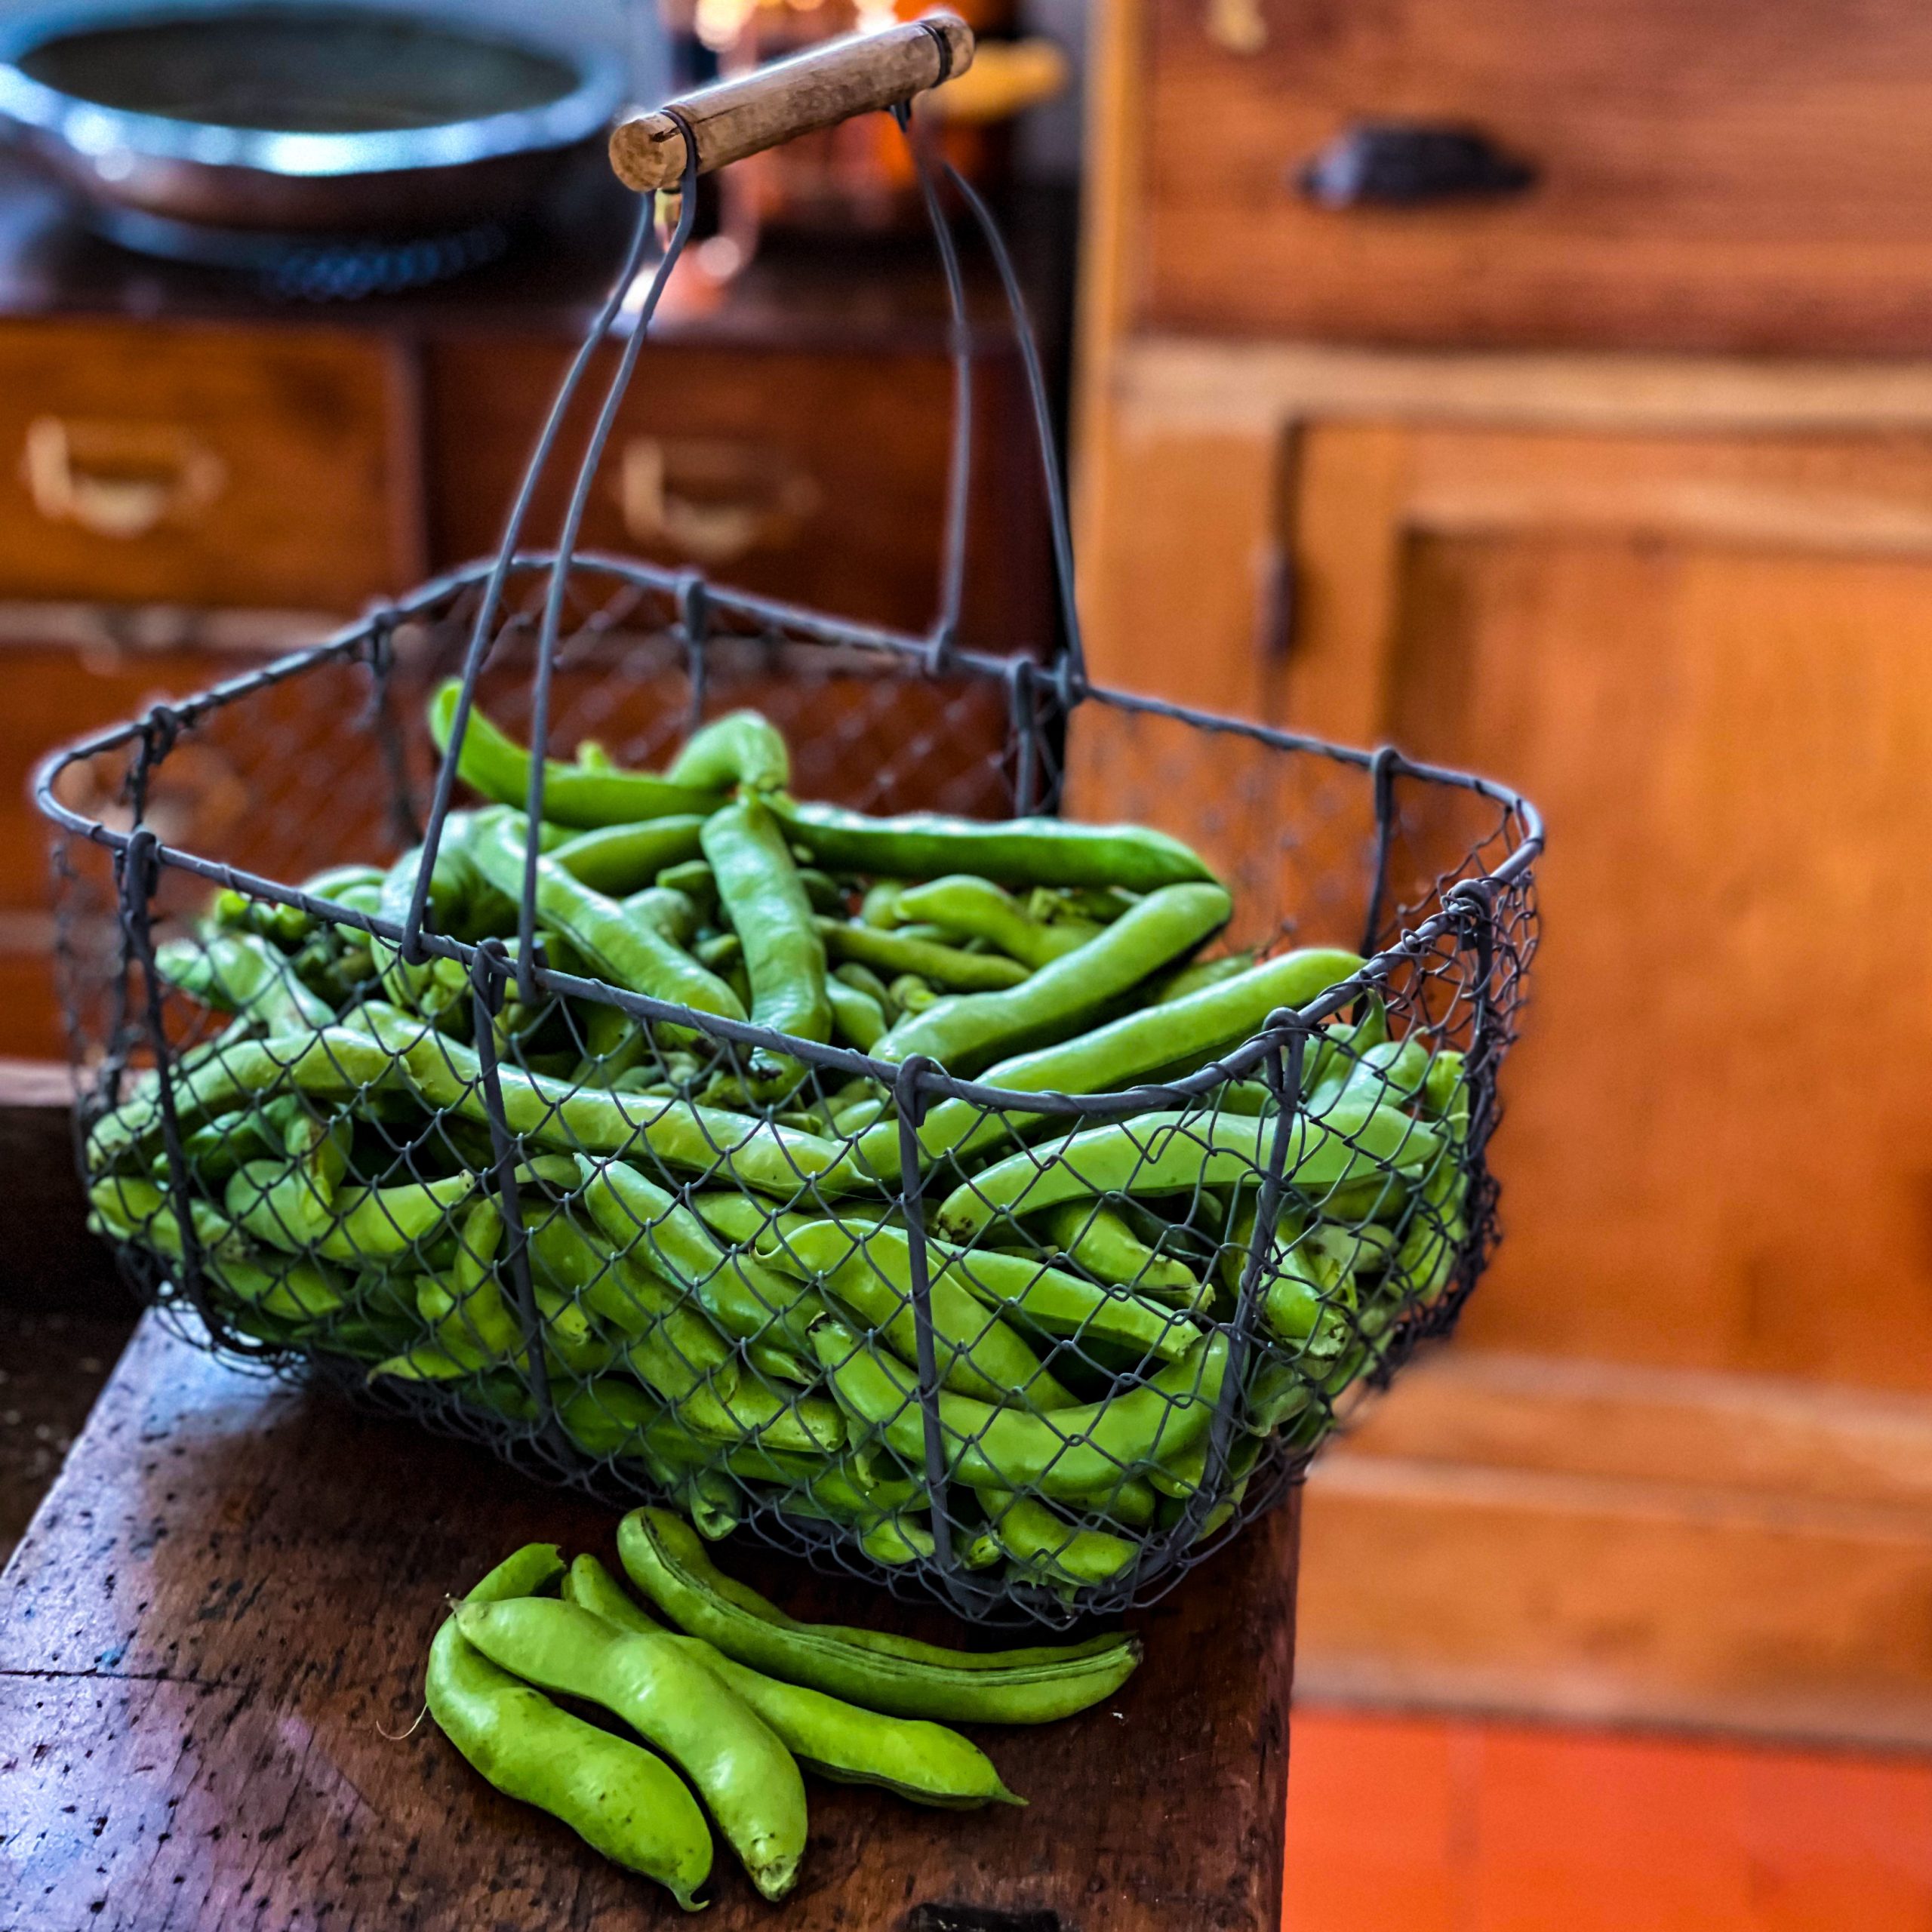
6;1;1932;1924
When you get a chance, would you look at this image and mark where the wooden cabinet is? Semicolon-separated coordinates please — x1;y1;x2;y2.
1136;0;1932;352
426;340;1044;644
0;322;407;608
1079;0;1932;1744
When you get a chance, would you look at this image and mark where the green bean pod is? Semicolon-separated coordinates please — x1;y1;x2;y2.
86;1026;401;1173
933;1100;1443;1241
666;709;791;795
427;1544;713;1911
548;817;708;896
702;795;832;1078
815;1318;1229;1507
893;875;1100;969
456;1595;808;1900
826;975;888;1051
794;1220;1195;1368
849;946;1367;1181
429;681;724;826
469;813;744;1024
227;1161;475;1263
565;1555;1021;1808
349;1003;853;1197
1041;1201;1208;1309
780;1217;1075;1409
875;881;1233;1074
818;918;1031;991
575;1153;821;1352
977;1491;1139;1591
157;931;335;1032
89;1176;345;1323
617;1507;1142;1723
1149;949;1260;1004
769;795;1217;892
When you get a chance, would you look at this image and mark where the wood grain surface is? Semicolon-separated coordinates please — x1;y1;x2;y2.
611;20;974;193
0;1314;1297;1931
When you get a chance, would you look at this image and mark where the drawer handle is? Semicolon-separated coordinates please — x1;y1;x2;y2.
22;415;227;540
1297;122;1537;208
619;437;820;566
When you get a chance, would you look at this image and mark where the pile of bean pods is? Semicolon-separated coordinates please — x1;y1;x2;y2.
82;681;1472;1612
431;1508;1136;1904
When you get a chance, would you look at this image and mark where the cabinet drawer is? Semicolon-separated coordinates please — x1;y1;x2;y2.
0;321;404;610
1139;0;1932;353
426;340;1046;646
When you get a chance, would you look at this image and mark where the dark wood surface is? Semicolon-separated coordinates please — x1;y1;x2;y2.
0;1310;1297;1930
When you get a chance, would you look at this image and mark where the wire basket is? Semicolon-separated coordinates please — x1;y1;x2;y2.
34;23;1540;1626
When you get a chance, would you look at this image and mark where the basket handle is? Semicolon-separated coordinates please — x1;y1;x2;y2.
608;14;975;192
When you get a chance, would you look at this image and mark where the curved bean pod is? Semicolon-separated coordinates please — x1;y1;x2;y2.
349;1004;853;1198
850;946;1367;1181
456;1595;808;1900
875;881;1233;1074
617;1507;1142;1722
666;709;791;795
547;817;707;896
1041;1201;1208;1309
565;1555;1021;1808
780;1218;1075;1409
469;814;743;1023
427;1543;712;1911
818;918;1030;991
893;875;1099;969
814;1318;1229;1507
932;1101;1442;1241
768;795;1217;892
429;681;724;826
702;795;832;1080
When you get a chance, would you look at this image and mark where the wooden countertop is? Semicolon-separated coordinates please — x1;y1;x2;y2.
0;153;1073;355
0;1306;1297;1929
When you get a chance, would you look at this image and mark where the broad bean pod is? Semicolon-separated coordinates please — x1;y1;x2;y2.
429;680;724;826
426;1543;713;1909
814;1318;1229;1507
849;946;1366;1181
456;1594;808;1900
702;795;831;1084
932;1100;1442;1241
780;1217;1075;1409
469;812;743;1023
348;1004;854;1198
564;1554;1020;1808
876;881;1234;1075
792;1221;1196;1365
818;918;1029;991
665;709;791;795
617;1507;1143;1724
893;875;1099;969
768;795;1217;893
1041;1201;1208;1309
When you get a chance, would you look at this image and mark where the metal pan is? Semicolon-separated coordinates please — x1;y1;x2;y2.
0;2;624;251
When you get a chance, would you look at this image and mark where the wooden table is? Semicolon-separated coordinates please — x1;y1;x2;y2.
0;1312;1297;1930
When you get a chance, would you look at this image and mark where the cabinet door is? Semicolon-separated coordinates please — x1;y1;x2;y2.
1281;421;1932;1391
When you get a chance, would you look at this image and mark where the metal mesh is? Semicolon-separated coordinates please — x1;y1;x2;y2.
32;113;1540;1625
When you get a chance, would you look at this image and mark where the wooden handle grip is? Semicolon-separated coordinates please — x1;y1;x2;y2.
609;14;975;192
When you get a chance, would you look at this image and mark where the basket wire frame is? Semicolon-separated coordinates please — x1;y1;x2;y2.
36;105;1541;1627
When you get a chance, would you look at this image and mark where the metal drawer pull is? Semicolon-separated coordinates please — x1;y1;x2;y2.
22;415;227;540
1297;122;1538;208
619;435;820;565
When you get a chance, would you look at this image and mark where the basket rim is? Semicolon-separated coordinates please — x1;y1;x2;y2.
32;548;1543;1120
